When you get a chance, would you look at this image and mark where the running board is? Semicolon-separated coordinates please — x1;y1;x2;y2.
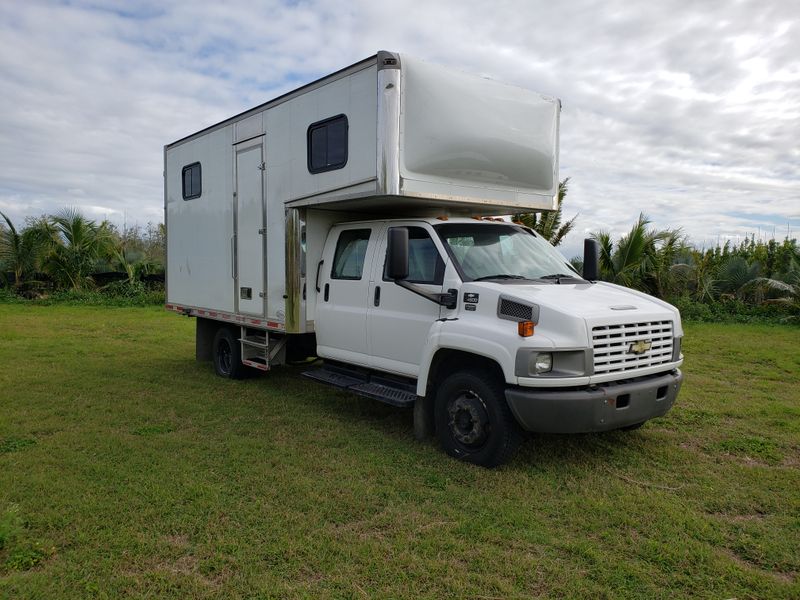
302;363;418;408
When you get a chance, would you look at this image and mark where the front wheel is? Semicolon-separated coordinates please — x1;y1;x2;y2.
621;421;645;431
434;370;523;468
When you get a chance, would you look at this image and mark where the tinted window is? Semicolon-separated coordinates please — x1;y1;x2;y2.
332;229;370;280
435;223;580;282
307;115;348;173
384;227;444;285
182;162;201;200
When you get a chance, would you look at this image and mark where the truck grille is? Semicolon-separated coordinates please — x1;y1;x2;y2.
592;321;674;375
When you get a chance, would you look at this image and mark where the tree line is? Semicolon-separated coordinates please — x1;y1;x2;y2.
515;179;799;320
0;209;164;296
2;192;798;320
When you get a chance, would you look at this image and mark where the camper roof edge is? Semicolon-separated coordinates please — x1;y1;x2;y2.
165;52;386;151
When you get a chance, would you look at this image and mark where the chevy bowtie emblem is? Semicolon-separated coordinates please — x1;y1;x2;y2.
628;340;652;355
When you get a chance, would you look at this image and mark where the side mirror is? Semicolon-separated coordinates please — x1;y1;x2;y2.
583;238;600;281
387;227;409;280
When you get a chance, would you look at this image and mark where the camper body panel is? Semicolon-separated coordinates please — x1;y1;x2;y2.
399;55;559;209
166;126;235;314
166;62;381;329
166;52;562;331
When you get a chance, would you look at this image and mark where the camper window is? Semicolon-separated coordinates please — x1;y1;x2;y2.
307;115;348;173
182;162;202;200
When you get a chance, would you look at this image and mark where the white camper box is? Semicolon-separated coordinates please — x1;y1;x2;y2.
166;51;683;467
165;51;560;335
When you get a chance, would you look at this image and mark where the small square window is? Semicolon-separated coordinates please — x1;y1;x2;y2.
307;115;348;174
182;162;201;200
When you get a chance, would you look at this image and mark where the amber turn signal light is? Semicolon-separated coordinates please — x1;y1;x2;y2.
518;321;535;337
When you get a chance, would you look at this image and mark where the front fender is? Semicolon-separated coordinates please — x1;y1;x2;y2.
416;320;518;396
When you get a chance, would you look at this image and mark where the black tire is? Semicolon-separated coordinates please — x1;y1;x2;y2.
434;369;523;468
621;421;645;431
212;327;247;379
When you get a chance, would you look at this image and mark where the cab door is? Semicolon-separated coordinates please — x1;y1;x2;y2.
367;223;447;377
314;223;381;366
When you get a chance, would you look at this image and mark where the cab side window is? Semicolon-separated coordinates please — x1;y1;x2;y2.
331;229;370;280
384;227;444;285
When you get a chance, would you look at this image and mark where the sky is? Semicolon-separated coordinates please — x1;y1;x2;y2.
0;0;797;259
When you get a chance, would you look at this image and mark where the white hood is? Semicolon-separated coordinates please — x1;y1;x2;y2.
470;280;683;339
506;281;672;315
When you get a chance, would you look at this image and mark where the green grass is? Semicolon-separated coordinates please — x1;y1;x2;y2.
0;305;798;598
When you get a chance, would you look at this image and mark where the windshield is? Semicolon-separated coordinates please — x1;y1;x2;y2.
434;223;581;282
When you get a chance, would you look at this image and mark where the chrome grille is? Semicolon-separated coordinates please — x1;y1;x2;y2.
592;321;673;375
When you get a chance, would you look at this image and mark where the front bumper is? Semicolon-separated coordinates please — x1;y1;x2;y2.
505;369;683;433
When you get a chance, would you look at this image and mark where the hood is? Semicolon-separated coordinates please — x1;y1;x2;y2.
468;280;682;335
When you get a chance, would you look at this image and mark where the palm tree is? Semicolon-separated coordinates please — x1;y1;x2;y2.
0;211;48;291
38;209;115;290
111;246;159;284
716;255;795;304
591;213;685;296
513;178;577;246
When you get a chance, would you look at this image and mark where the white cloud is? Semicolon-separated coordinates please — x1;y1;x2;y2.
0;0;797;256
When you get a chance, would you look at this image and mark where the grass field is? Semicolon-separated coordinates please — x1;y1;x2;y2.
0;305;798;599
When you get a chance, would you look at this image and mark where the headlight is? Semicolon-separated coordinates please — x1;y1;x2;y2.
532;352;552;374
515;349;590;377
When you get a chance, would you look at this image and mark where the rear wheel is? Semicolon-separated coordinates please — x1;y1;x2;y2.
212;327;247;379
434;370;523;467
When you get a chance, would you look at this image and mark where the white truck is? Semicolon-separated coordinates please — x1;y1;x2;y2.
164;51;684;467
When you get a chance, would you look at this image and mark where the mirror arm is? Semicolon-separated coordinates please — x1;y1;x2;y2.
394;280;457;310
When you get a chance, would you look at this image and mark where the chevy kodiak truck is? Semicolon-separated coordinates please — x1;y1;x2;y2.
164;51;684;466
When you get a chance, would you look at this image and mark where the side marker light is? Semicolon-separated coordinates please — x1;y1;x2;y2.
518;321;535;337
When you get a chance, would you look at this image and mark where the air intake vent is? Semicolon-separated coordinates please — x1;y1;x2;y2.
498;297;537;322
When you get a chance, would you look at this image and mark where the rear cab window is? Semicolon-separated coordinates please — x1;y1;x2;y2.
331;229;371;280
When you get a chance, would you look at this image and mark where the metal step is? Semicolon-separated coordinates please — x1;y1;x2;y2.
239;329;269;370
240;335;268;348
302;364;417;408
348;382;417;407
243;358;269;371
302;366;365;389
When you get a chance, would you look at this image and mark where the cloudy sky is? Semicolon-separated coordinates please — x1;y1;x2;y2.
1;0;797;258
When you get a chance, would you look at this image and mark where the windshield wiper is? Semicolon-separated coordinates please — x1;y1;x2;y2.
539;273;582;284
472;274;528;282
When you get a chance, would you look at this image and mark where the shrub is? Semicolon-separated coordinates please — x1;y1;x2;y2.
0;287;23;303
669;296;798;324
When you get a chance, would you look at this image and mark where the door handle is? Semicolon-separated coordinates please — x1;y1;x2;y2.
315;260;324;292
230;235;236;279
324;283;330;302
374;285;381;307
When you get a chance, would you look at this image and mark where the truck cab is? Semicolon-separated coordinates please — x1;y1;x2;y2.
308;217;683;466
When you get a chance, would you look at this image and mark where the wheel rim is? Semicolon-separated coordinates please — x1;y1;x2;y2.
217;338;232;374
447;389;490;448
